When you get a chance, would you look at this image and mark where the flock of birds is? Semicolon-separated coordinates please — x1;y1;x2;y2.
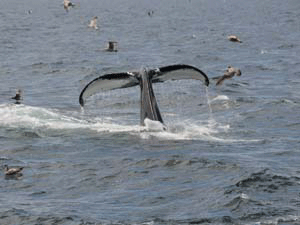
4;0;243;178
64;0;243;86
64;0;117;51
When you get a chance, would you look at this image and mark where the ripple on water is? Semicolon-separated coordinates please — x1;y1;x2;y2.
233;169;300;193
0;209;78;225
223;168;300;223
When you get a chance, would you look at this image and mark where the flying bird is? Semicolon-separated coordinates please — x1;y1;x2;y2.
216;66;242;86
88;16;98;30
64;0;75;12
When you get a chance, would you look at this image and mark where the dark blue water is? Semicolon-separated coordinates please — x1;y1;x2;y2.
0;0;300;224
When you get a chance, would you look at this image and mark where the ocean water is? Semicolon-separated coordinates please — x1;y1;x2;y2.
0;0;300;224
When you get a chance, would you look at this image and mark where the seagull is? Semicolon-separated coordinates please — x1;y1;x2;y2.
63;0;75;12
12;89;22;104
3;165;24;176
88;16;98;30
228;35;242;43
216;66;242;86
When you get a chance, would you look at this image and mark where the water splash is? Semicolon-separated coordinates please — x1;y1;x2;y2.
0;103;261;142
211;95;229;102
0;104;142;134
143;118;167;131
205;87;220;129
206;87;213;116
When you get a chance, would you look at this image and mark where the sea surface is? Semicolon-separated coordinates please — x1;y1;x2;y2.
0;0;300;224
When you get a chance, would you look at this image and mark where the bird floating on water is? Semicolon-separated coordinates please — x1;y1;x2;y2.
216;66;242;86
228;35;242;43
88;16;98;30
3;165;24;176
148;10;154;17
12;89;22;104
106;41;118;52
63;0;75;12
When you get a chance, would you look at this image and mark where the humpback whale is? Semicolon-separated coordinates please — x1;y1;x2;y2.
79;64;209;126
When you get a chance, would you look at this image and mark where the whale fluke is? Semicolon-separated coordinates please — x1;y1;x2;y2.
79;64;209;126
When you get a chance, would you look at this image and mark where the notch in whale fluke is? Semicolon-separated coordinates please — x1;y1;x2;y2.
79;64;209;125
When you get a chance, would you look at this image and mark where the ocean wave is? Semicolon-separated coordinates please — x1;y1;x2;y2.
132;157;238;171
233;169;300;192
0;209;77;225
0;208;299;225
223;169;300;223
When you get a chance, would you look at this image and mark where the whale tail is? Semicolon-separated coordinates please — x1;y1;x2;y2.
79;64;209;126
